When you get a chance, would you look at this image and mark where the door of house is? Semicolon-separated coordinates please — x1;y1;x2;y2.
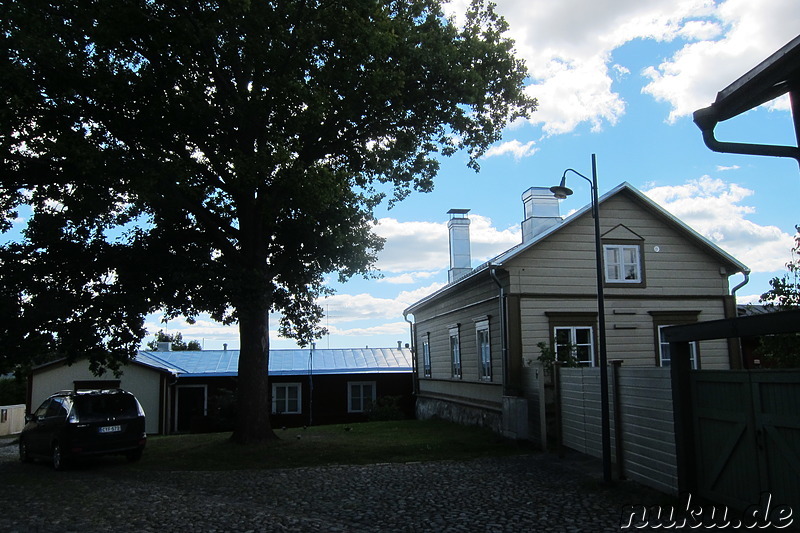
176;385;207;433
690;370;800;512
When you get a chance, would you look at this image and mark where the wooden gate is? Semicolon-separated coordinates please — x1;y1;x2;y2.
691;370;800;512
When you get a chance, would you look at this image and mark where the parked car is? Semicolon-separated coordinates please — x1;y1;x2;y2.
19;389;146;470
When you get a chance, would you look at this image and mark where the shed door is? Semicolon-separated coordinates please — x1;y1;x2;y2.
176;386;206;433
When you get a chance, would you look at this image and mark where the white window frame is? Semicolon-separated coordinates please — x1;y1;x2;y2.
449;325;462;378
347;381;376;413
422;334;431;377
658;326;698;369
475;319;491;381
271;382;302;415
604;244;641;283
554;326;595;366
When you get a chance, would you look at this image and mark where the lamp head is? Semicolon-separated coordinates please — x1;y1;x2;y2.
550;175;573;199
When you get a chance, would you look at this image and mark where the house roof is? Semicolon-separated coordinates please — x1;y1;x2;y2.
692;35;800;164
403;182;749;314
135;347;413;378
697;35;800;124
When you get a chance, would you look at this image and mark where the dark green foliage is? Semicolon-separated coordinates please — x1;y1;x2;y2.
0;376;26;405
536;341;578;375
367;395;407;421
756;225;800;368
1;0;535;440
146;330;202;351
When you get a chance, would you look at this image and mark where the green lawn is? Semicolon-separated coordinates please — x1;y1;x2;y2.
124;419;535;471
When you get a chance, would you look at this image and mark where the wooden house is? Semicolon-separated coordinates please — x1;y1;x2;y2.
29;346;413;434
403;182;749;439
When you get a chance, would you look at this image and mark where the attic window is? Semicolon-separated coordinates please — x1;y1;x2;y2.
603;243;643;285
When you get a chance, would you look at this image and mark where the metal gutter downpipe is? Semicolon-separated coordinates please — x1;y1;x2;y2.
731;269;751;296
693;95;800;169
404;312;418;396
489;266;509;396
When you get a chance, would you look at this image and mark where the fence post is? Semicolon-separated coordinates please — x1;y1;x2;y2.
670;340;697;494
554;361;563;457
611;360;626;480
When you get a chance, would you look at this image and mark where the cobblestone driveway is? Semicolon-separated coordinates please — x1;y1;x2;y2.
0;438;667;532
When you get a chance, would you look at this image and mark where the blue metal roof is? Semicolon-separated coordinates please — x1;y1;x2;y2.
135;347;413;378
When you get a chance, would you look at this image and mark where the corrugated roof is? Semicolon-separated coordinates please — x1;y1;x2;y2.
135;347;413;377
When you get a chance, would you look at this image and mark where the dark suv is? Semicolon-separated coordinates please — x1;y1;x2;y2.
20;389;147;470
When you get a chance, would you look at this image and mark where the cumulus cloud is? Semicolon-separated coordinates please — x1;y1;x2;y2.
318;283;446;325
326;322;410;338
444;0;798;133
484;140;538;159
643;177;795;272
373;215;521;273
642;0;800;122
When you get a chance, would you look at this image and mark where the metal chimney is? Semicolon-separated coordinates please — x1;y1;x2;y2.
156;341;172;352
521;187;562;243
447;209;472;283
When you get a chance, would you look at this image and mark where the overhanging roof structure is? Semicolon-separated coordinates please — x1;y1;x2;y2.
693;34;800;167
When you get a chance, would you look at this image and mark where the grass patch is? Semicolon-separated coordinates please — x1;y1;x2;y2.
124;419;534;472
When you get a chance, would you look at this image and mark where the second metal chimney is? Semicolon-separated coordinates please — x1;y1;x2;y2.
447;209;472;283
521;187;562;243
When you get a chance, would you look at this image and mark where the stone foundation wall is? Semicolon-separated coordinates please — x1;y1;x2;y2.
415;396;501;433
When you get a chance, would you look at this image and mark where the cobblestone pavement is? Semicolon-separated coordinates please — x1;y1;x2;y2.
0;437;669;532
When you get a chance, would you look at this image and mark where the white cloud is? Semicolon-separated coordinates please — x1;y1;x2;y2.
319;283;445;324
642;0;800;122
326;322;410;339
484;140;538;159
374;215;520;273
377;271;440;284
715;164;740;172
643;177;795;272
143;315;239;350
445;0;799;133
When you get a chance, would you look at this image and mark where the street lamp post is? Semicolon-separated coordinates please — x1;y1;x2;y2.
550;153;612;484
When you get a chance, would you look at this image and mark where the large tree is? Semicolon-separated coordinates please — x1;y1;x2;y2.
0;0;535;441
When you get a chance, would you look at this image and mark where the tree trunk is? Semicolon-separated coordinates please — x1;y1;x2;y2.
231;292;277;443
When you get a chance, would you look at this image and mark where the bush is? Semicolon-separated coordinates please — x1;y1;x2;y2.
367;396;406;421
0;377;26;405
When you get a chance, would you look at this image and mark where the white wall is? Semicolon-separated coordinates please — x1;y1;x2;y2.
32;361;163;434
0;404;26;436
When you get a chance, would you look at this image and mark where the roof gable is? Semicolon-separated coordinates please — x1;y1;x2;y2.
404;182;748;314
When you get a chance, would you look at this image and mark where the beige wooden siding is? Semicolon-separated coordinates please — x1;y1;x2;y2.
413;275;504;396
507;192;734;298
518;296;731;369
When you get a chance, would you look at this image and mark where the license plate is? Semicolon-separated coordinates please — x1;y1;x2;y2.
98;425;122;434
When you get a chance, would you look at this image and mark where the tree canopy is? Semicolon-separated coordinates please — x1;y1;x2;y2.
1;0;535;441
755;224;800;367
146;330;202;351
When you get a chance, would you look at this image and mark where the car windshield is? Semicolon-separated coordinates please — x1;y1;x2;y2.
73;394;139;421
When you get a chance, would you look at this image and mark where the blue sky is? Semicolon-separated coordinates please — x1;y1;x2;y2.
9;0;800;351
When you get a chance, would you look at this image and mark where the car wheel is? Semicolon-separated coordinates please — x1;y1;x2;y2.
52;442;66;471
19;439;32;463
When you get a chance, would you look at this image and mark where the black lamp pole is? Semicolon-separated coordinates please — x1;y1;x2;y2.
551;153;612;484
